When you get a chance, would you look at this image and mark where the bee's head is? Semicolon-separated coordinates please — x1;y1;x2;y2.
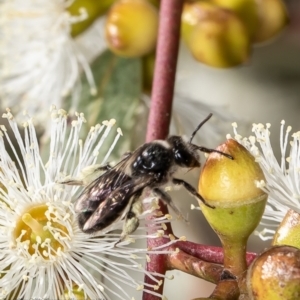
167;136;200;168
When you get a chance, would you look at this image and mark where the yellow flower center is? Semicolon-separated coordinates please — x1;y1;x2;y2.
63;285;91;300
14;204;69;259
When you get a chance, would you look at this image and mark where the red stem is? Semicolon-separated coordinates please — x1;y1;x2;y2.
145;0;183;142
175;240;257;266
143;1;183;299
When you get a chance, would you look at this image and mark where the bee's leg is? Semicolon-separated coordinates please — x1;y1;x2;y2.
58;163;112;186
121;151;132;160
95;163;112;172
172;178;215;209
152;188;187;222
115;200;142;246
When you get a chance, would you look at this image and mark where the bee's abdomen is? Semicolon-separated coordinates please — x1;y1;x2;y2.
78;183;134;234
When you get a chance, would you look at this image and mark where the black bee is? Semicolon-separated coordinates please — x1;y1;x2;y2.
64;113;233;241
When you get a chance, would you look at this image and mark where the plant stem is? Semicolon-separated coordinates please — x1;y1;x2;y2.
166;247;223;283
145;0;183;142
221;236;248;276
175;240;257;266
143;0;183;299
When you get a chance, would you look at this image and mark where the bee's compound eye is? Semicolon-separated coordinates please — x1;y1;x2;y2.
173;146;200;168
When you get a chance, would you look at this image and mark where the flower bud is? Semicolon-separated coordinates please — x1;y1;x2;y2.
199;139;267;275
181;2;251;68
105;0;158;57
253;0;289;43
273;209;300;249
211;0;258;38
247;246;300;300
68;0;115;37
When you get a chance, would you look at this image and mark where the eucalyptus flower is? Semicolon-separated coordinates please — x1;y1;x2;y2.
230;121;300;240
0;0;96;121
0;106;175;299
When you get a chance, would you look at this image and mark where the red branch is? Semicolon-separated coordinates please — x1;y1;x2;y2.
143;1;183;299
145;0;183;142
175;240;257;266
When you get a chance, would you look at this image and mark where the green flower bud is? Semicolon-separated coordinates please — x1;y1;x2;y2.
253;0;289;43
199;139;267;239
247;246;300;300
273;209;300;249
199;139;267;276
211;0;259;38
105;0;158;57
181;2;251;68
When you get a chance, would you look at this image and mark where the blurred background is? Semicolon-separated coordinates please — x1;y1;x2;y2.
1;0;300;298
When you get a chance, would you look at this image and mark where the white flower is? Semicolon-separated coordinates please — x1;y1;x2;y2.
0;106;175;299
230;121;300;240
0;0;96;121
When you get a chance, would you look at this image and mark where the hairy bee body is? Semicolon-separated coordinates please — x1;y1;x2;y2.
72;114;233;242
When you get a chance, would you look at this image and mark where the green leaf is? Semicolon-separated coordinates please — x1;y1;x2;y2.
75;50;142;161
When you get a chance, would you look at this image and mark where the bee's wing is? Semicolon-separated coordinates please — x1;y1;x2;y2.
81;179;149;233
74;155;135;213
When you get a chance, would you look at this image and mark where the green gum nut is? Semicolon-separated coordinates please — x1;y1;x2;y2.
247;246;300;300
253;0;289;44
198;139;267;275
211;0;259;38
272;209;300;249
181;2;251;68
105;0;158;57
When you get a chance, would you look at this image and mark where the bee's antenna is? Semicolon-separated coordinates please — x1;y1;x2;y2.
189;113;213;144
194;146;234;160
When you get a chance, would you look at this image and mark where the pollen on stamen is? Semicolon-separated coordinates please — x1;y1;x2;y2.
102;120;109;126
127;237;135;243
255;180;266;189
136;284;144;291
71;120;78;127
2;110;14;120
168;234;175;241
108;119;116;127
117;127;123;136
164;214;172;220
156;230;164;237
97;285;104;292
191;204;196;210
161;223;167;230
